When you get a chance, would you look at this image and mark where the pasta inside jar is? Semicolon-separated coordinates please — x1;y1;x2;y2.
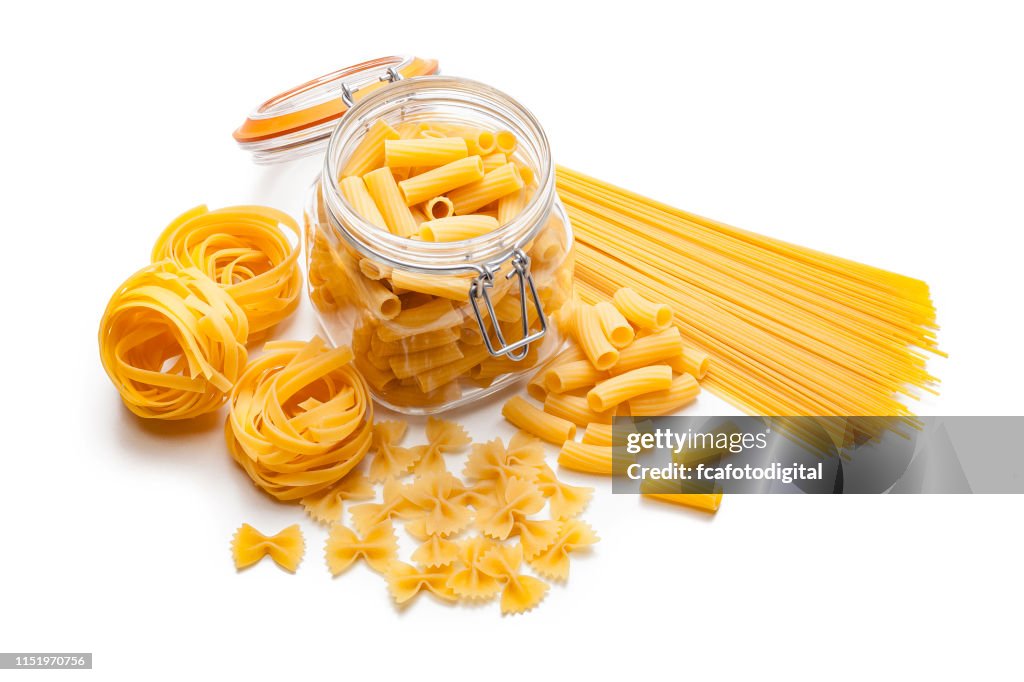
306;76;574;414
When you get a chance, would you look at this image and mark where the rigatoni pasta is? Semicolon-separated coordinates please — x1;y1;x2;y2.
309;115;574;412
364;167;418;237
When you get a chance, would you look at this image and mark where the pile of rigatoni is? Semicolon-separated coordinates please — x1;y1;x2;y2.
502;286;722;514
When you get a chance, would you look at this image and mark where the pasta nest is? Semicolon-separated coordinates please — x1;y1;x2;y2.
226;337;373;500
151;204;302;338
98;260;249;420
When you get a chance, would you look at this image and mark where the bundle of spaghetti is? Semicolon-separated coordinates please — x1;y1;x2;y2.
556;166;941;419
151;204;302;338
98;260;249;420
226;337;373;501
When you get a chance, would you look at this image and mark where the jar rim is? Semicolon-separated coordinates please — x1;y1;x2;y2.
321;75;555;275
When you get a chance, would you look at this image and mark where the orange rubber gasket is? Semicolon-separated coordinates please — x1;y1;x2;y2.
233;57;439;144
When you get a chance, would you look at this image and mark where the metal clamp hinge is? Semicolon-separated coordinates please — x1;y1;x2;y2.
469;249;548;360
340;66;404;108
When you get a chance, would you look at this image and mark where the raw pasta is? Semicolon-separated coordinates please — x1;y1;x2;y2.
231;523;305;572
477;543;549;615
528;519;599;581
99;261;249;420
300;472;375;524
308;118;574;412
324;521;398;575
386;561;458;604
225;337;372;501
151;204;302;337
501;396;576;445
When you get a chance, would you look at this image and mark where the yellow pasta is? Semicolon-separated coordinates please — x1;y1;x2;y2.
462;439;538;492
627;372;701;416
358;258;391;280
424;195;455;220
414;417;472;476
370;327;460;357
151;204;302;338
363;166;419;237
527;344;586;401
343;119;400;178
527;519;598;581
386;561;458;605
339;176;388;230
402;472;473;536
495;130;517;155
447;163;524;215
231;523;305;572
300;472;375;524
446;537;503;600
388;343;464;380
681;347;710;380
481;152;508;173
399;155;485;206
475;477;545;540
324;521;398;576
593;301;635;348
557;441;614;475
419;215;500;242
99;261;249;420
544;359;607;393
612;286;673;332
544;392;614;426
535;465;594;520
573;303;619;370
588;365;673;412
641;479;723;513
458;127;497;156
412;534;460;568
478;543;549;615
225;337;373;501
349;479;419;535
517;164;536;187
497;187;529;225
368;420;418;482
501;396;576;445
417;344;491;393
385;137;469;167
610;327;684;375
376;298;462;342
560;166;940;418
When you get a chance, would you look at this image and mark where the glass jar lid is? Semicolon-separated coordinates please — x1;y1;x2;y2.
233;56;439;164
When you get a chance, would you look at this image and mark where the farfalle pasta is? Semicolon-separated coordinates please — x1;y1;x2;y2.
478;543;549;615
231;523;305;573
535;465;593;520
225;337;373;501
411;534;459;568
386;561;458;605
528;519;599;581
349;479;417;535
446;537;503;600
300;472;375;524
414;417;471;476
402;472;473;536
324;521;398;575
475;477;545;541
368;421;419;482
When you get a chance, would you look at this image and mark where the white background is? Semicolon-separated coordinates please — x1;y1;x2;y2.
2;1;1023;680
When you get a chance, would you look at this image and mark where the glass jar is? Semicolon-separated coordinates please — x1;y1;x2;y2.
304;75;574;414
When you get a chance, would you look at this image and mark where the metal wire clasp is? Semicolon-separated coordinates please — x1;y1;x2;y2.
340;66;404;108
469;249;548;360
